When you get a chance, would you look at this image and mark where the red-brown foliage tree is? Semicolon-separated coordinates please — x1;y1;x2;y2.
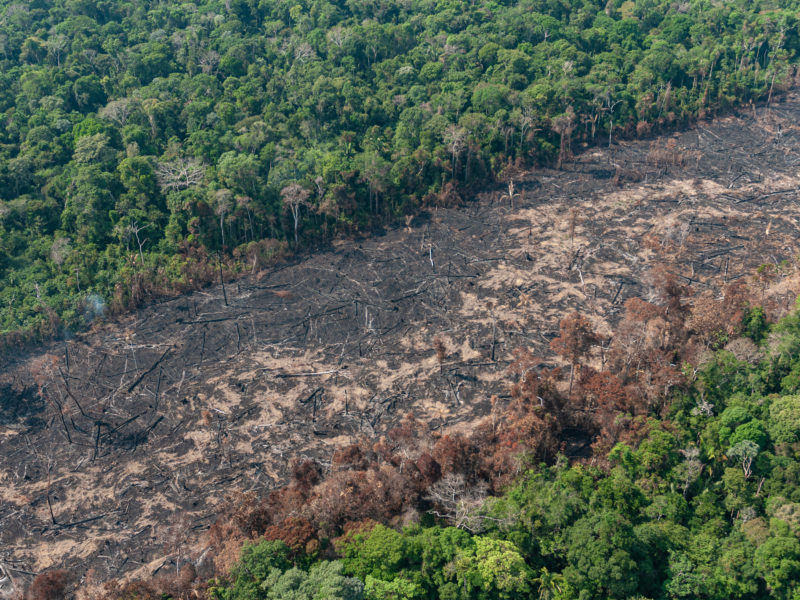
332;444;370;471
415;452;442;487
263;517;320;558
578;371;632;454
507;348;562;412
608;298;668;383
649;263;689;320
432;434;478;478
301;464;413;534
291;459;322;491
550;312;598;396
98;564;198;600
686;292;738;350
26;570;69;600
607;297;685;415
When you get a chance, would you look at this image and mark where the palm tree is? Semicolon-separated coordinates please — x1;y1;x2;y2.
501;179;521;209
532;567;565;600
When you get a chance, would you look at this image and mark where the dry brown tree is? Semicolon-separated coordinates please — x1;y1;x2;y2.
25;570;70;600
686;292;736;350
550;312;598;396
433;336;447;372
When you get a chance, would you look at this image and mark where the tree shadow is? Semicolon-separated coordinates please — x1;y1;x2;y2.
0;382;46;432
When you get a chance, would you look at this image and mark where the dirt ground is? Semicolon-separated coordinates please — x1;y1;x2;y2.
2;94;800;592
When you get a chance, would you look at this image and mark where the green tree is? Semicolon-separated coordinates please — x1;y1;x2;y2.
211;540;292;600
754;536;800;600
563;511;640;599
263;562;364;600
452;537;533;600
768;395;800;445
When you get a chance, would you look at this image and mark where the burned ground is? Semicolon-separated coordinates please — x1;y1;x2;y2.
2;95;800;591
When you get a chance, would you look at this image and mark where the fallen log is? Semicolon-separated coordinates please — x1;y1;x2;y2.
127;349;171;394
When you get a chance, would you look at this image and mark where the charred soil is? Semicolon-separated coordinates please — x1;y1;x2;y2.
2;95;800;590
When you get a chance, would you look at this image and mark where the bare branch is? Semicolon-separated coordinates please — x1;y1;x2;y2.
425;473;488;532
156;158;206;192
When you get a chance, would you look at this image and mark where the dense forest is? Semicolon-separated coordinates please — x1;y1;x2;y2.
0;0;799;346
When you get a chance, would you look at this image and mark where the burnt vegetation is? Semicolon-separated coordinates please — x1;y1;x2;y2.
2;91;800;599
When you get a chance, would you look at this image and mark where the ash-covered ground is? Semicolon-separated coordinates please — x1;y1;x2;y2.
2;94;800;591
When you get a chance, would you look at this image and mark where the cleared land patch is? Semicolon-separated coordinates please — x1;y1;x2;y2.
2;96;800;585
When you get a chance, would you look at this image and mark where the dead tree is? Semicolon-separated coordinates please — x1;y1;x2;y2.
604;95;623;147
156;157;205;192
425;473;488;532
281;183;311;247
501;180;521;209
443;125;467;180
99;97;137;128
433;336;447;373
550;312;598;396
213;189;233;250
129;221;150;266
552;107;577;169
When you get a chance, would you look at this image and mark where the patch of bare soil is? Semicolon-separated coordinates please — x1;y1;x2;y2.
2;95;800;590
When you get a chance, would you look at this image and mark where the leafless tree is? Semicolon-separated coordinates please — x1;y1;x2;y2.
236;195;256;243
199;50;220;74
294;42;316;64
501;180;521;209
360;152;389;214
766;26;787;105
50;237;71;267
551;311;598;396
82;48;98;72
552;107;577;169
156;157;206;192
161;513;193;576
213;189;233;249
443;125;467;179
130;222;150;266
327;26;349;48
677;447;703;497
425;473;488;532
114;221;150;265
0;561;16;599
692;391;714;417
313;176;325;202
44;33;68;66
567;207;579;253
433;336;447;372
99;98;137;128
603;94;623;147
516;105;537;154
281;183;311;247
